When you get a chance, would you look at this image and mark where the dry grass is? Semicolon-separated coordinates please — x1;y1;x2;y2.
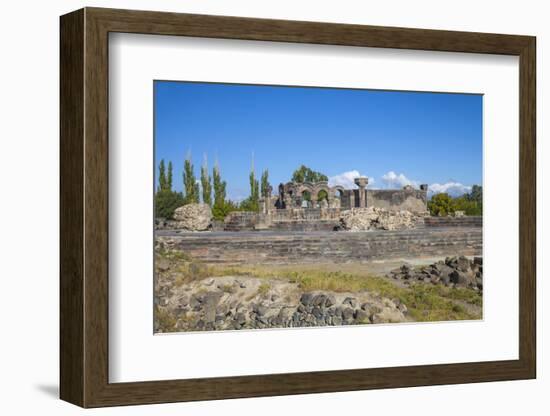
156;248;481;322
208;264;480;322
154;306;177;332
257;282;271;297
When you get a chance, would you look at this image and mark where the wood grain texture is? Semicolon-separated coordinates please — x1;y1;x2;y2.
59;8;84;406
59;7;537;408
518;38;537;376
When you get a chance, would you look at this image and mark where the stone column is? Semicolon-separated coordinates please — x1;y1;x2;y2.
284;194;293;209
354;177;369;208
310;194;317;209
420;184;428;210
265;185;273;214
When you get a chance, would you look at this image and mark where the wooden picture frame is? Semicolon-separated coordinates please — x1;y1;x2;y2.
60;7;536;408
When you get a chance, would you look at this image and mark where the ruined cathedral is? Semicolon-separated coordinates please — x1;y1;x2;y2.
266;176;428;213
222;175;429;231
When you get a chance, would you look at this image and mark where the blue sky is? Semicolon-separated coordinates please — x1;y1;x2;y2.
154;81;482;201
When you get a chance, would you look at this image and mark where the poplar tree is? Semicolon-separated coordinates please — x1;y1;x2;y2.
260;169;269;198
212;161;228;220
155;159;184;219
201;155;212;206
183;153;199;204
167;161;173;191
251;153;259;209
247;169;260;212
158;159;167;191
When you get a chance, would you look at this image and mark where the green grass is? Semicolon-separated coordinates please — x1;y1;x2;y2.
434;285;482;307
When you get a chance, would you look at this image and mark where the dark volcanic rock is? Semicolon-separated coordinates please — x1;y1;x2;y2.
300;293;315;306
343;297;357;308
390;257;482;290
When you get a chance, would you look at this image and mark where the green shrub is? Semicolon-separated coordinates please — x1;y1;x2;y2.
155;189;185;219
428;186;483;217
428;193;454;216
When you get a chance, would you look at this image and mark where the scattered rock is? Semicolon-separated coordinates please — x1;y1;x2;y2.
156;258;170;272
300;292;315;306
325;295;336;308
387;256;482;290
354;309;369;322
343;297;357;308
342;307;355;321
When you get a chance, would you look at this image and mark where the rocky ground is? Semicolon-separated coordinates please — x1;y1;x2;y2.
154;248;483;333
155;275;407;332
387;255;483;291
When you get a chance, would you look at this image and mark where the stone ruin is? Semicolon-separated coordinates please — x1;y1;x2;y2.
224;175;430;232
269;177;428;213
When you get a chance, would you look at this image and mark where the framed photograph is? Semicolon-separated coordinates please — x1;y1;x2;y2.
60;7;536;408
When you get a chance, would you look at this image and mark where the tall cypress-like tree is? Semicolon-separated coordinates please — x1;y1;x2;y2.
167;161;173;191
247;170;260;211
239;153;260;212
212;160;228;220
183;153;199;204
158;159;167;191
201;154;212;206
155;159;184;219
260;169;269;198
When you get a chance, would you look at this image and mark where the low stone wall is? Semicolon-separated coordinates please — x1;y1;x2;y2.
366;188;428;213
423;216;482;228
156;228;482;264
223;208;342;231
269;220;340;232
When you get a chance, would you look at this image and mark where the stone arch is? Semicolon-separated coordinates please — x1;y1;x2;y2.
301;189;312;208
317;188;329;202
329;185;345;199
295;183;314;195
325;185;344;209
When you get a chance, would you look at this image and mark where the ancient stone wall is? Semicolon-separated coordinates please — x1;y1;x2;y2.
224;208;342;231
423;216;482;228
366;188;428;213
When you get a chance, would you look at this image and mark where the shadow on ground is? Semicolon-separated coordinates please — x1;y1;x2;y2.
35;384;58;399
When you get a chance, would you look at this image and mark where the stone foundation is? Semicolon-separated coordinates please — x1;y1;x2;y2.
423;216;482;228
156;227;482;264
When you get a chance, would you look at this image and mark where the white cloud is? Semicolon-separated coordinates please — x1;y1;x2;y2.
310;169;473;199
428;182;472;198
377;171;473;198
328;170;375;189
381;171;419;189
329;170;360;188
227;187;248;202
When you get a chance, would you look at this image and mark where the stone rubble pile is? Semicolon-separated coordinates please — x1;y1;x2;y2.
155;277;407;333
387;256;483;290
339;207;427;231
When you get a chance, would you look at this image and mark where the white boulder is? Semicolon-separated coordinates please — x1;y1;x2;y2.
173;203;212;231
